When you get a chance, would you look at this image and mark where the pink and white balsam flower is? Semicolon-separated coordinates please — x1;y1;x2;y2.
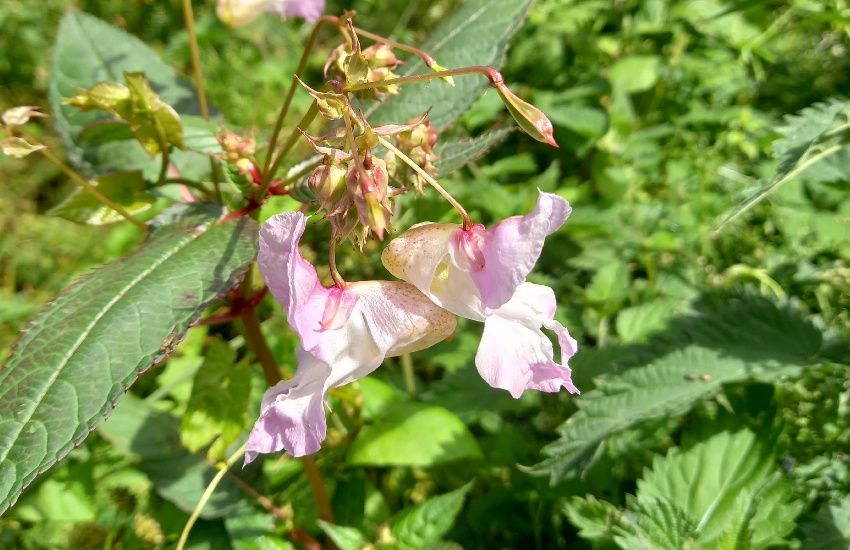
216;0;324;27
381;191;579;399
246;212;456;463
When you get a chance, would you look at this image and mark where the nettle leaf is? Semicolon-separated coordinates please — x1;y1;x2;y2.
389;483;472;550
533;295;826;482
434;128;513;178
47;171;154;225
0;204;258;515
718;100;850;230
347;403;482;467
180;338;252;460
633;431;802;549
99;394;256;519
50;9;210;179
370;0;533;129
613;497;699;550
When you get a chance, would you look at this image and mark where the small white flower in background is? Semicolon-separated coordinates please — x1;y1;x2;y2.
216;0;325;27
2;106;46;128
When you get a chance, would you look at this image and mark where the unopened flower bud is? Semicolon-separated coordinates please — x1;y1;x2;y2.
295;76;347;120
365;192;388;240
308;162;348;214
495;83;558;147
362;44;400;69
366;67;400;96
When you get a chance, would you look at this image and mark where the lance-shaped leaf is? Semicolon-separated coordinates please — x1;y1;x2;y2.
66;72;184;156
0;204;258;516
47;171;154;225
369;0;533;129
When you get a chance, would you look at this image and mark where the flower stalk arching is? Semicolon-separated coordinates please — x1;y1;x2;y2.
377;135;473;230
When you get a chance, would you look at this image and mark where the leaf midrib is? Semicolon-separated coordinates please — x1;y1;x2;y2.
0;224;211;468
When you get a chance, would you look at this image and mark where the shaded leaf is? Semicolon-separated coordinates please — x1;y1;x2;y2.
389;483;472;550
347;403;481;466
180;338;252;459
316;520;369;550
563;495;620;544
0;204;258;515
801;499;850;550
99;395;256;519
47;171;153;225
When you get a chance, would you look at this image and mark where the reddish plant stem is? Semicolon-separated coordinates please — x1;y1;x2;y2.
345;64;503;92
238;273;336;525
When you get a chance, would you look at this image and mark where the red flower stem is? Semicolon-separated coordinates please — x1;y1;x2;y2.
351;25;436;66
345;65;503;92
261;15;338;185
328;237;346;288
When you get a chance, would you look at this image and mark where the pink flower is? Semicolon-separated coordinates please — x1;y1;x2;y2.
216;0;324;27
246;212;456;462
382;191;578;398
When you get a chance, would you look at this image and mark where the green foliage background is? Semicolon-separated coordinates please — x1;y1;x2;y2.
1;0;849;548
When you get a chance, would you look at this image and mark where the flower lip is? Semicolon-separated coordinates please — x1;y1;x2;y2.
452;224;487;272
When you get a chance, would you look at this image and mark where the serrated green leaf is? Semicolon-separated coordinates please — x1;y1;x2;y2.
634;431;802;549
369;0;532;129
50;9;210;179
347;403;481;466
613;497;699;550
316;520;370;550
47;171;153;225
180;338;252;459
389;483;472;550
99;394;257;519
0;204;258;515
563;495;620;544
434;128;512;177
801;499;850;550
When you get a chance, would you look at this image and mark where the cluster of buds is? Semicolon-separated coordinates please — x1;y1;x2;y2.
217;129;269;200
385;116;439;194
301;120;402;246
324;21;402;98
